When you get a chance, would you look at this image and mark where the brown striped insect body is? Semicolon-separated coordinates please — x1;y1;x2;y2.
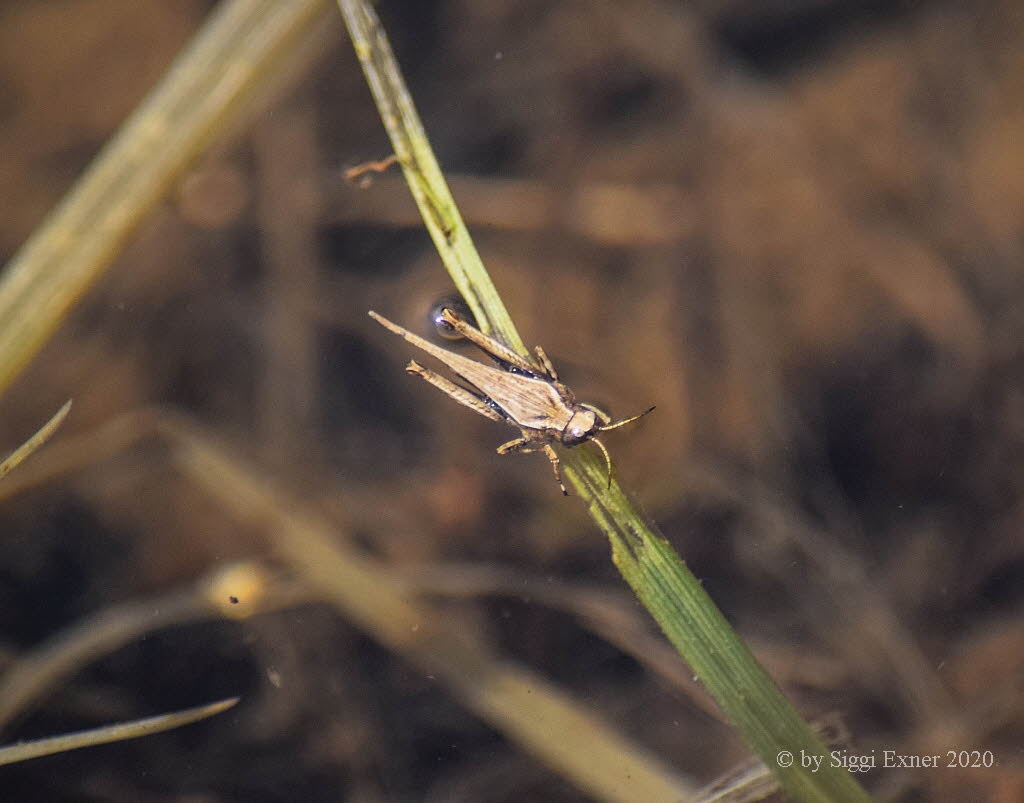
369;308;653;495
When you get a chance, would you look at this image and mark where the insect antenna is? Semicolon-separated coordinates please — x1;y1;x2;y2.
597;406;656;432
589;436;615;489
590;407;656;486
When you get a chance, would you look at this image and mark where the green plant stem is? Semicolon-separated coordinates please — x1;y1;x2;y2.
337;2;871;800
567;447;870;801
336;0;526;355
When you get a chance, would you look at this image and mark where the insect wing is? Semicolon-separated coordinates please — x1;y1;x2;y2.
369;311;571;432
370;310;482;369
444;359;572;431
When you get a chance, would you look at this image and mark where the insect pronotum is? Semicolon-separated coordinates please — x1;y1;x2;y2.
369;308;654;495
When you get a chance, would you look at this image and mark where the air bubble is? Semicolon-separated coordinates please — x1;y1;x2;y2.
428;293;474;340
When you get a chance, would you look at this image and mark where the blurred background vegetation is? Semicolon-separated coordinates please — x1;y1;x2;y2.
1;0;1022;800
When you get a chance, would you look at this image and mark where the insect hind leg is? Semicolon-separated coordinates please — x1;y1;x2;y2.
406;360;504;423
439;308;546;377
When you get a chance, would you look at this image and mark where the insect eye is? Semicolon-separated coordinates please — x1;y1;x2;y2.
563;411;596;445
563;427;588;446
429;294;475;340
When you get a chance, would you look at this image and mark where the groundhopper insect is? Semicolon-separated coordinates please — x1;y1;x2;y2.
369;308;654;495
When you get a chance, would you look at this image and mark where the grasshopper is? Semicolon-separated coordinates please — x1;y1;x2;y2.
369;308;653;495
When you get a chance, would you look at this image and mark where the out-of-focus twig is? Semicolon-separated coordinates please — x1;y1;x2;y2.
0;408;160;504
0;697;238;767
0;561;307;731
0;400;71;481
0;0;333;397
166;414;698;803
398;563;724;721
0;404;695;801
254;96;320;463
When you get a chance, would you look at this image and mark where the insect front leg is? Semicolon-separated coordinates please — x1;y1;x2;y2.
496;437;568;495
406;360;505;423
541;444;568;495
496;436;532;455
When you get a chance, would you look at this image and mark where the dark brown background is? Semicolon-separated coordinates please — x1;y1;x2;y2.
1;0;1022;800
